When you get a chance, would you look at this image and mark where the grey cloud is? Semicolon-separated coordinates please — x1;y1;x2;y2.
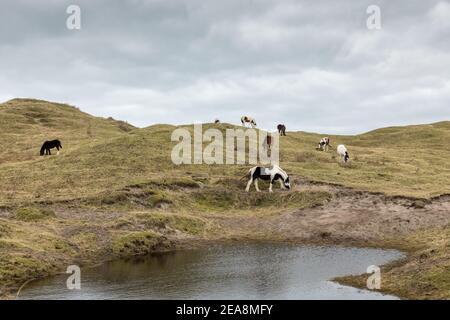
0;0;449;134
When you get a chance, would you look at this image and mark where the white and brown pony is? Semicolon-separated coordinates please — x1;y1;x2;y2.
318;137;331;151
241;116;257;128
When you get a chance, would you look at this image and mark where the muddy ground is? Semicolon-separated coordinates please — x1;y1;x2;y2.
214;180;450;246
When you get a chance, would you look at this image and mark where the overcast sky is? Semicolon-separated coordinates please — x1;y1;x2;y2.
0;0;449;134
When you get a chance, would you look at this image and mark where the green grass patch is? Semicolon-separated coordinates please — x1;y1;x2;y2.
148;190;173;208
112;231;166;257
15;207;56;222
135;212;208;235
0;254;55;288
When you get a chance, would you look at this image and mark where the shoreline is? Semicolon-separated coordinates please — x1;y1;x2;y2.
15;239;406;300
1;181;449;300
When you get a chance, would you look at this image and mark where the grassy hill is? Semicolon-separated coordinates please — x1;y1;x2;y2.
283;122;450;198
0;99;449;205
0;99;134;164
0;99;450;299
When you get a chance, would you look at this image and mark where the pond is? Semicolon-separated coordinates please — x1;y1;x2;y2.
19;243;403;300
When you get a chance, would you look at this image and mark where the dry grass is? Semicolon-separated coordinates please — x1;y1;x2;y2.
1;98;450;299
1;100;449;204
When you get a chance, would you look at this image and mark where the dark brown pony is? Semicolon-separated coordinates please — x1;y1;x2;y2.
40;140;62;156
277;124;286;136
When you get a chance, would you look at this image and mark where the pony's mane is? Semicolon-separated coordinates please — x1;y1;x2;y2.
272;165;288;180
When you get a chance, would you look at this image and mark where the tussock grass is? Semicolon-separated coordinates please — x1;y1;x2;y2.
0;254;56;289
15;207;56;222
134;213;209;235
112;231;167;257
187;188;331;212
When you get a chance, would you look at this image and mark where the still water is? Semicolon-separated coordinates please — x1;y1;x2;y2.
19;243;403;300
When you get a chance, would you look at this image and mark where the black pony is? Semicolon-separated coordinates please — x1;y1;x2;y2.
40;139;62;156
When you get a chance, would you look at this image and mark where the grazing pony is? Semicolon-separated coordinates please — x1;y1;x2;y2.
263;134;273;151
40;139;62;156
241;116;257;128
318;137;331;151
244;165;291;192
277;124;286;136
337;144;350;163
214;119;220;124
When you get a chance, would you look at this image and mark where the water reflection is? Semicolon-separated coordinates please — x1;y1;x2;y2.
20;243;403;300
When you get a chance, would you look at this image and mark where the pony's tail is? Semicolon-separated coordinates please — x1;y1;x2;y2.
40;144;45;156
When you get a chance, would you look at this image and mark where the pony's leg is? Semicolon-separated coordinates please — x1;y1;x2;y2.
255;179;261;192
269;181;274;192
279;179;285;189
245;178;253;192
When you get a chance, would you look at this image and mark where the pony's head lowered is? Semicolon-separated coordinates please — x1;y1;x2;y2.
40;139;63;156
276;166;290;189
283;176;291;189
344;151;350;163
